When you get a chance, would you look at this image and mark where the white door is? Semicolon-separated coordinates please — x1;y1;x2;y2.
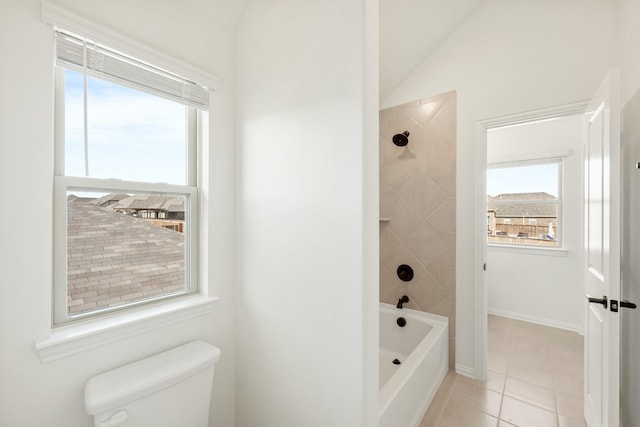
584;70;621;427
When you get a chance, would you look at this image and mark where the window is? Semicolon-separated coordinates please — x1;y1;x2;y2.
53;30;210;325
487;158;562;248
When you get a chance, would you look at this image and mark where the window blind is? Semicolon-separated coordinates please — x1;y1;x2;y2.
55;30;210;110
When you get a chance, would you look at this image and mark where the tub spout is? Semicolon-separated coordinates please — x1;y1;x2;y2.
397;295;409;309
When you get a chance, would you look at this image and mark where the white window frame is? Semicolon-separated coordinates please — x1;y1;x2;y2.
37;2;219;362
487;157;564;250
52;67;200;326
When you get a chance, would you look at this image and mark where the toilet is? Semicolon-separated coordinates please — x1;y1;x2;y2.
85;341;221;427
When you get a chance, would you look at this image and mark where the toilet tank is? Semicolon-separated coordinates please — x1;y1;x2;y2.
85;341;221;427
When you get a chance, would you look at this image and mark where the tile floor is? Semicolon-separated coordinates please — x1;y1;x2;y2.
420;314;585;427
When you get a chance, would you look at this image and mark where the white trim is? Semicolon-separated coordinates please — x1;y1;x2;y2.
480;101;591;130
52;64;201;325
488;307;583;335
53;69;65;176
487;244;569;257
36;295;219;363
474;119;489;382
187;108;198;186
52;177;199;325
455;363;477;379
41;0;218;91
474;100;591;381
488;156;565;247
488;150;570;165
56;176;198;195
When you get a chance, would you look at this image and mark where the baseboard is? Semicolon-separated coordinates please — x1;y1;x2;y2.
455;363;477;379
488;307;583;335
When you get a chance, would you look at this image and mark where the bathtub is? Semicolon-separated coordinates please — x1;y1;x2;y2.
379;303;448;427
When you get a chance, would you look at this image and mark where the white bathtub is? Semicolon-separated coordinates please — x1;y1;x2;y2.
379;303;448;427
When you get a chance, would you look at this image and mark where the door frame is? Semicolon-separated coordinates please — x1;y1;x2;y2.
473;101;591;380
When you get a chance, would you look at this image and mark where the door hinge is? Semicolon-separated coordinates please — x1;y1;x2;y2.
483;263;487;271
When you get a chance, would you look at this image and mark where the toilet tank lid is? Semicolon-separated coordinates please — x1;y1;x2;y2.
85;341;221;415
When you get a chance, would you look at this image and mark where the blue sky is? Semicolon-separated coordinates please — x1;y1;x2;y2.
65;69;187;185
487;163;559;197
65;69;558;197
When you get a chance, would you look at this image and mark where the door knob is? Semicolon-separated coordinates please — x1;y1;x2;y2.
620;300;637;309
604;299;635;312
587;295;608;308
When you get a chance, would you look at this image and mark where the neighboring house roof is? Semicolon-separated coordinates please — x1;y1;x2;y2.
164;199;185;213
66;197;185;315
111;194;185;213
89;193;130;207
488;192;557;218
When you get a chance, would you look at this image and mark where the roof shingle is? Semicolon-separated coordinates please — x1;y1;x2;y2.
66;197;185;315
488;192;558;218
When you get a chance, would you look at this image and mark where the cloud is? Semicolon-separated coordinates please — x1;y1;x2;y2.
64;70;188;185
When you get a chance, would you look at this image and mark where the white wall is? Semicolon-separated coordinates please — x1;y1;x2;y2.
0;1;237;426
487;115;584;332
382;0;618;375
235;0;378;425
619;0;640;107
619;0;640;424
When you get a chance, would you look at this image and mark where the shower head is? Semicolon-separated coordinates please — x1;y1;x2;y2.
392;131;410;147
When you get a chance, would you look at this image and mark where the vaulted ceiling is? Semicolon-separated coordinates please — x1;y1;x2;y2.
186;0;482;103
185;0;248;27
379;0;483;101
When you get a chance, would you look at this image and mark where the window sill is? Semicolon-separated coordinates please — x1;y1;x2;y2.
488;244;568;257
35;295;219;363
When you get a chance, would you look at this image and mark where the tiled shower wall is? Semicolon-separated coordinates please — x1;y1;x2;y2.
379;91;456;368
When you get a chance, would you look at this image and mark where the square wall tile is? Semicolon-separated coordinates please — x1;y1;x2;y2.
380;92;456;369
